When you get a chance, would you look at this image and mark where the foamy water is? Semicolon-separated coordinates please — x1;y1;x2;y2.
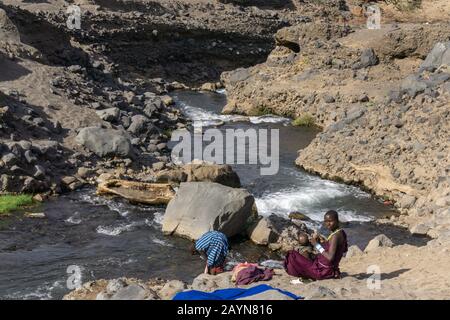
5;280;65;300
176;99;290;127
174;90;379;224
96;222;141;236
255;182;373;223
79;193;130;217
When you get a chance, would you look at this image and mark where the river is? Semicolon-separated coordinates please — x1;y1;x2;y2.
0;90;427;300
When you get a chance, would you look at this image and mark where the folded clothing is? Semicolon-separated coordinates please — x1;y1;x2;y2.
231;263;258;282
235;265;274;286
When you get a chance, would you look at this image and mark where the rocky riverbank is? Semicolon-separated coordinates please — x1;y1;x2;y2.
2;0;449;300
0;0;332;196
64;237;450;300
221;1;450;242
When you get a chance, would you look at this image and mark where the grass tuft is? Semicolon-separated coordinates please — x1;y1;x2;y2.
0;194;34;215
292;114;316;127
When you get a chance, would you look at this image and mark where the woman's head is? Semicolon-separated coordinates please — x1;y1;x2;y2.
298;232;310;245
324;210;339;231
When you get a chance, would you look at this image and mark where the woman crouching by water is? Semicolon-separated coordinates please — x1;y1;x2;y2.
284;210;348;280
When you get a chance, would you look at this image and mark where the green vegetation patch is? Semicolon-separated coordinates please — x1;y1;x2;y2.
0;194;34;215
292;114;316;127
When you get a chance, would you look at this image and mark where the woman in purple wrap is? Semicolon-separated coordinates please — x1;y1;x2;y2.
284;210;348;280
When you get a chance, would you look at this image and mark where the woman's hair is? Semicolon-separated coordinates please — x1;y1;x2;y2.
325;210;339;221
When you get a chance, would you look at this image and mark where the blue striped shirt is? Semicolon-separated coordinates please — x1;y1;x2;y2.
195;231;229;267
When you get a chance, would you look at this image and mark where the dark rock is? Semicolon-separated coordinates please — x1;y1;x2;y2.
127;115;148;135
2;153;18;166
34;165;46;179
24;150;37;164
352;48;378;70
76;127;134;158
324;94;335;103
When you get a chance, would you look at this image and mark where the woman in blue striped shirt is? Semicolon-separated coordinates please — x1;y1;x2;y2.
191;231;229;275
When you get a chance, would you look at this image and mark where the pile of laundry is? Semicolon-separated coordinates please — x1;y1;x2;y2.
231;263;274;286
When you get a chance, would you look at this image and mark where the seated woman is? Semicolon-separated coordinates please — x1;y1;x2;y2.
284;210;348;280
190;231;229;275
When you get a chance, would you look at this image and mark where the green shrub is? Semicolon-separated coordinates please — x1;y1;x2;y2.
0;194;34;214
292;114;316;127
250;106;272;116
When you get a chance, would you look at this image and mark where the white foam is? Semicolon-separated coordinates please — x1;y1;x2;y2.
249;115;290;124
65;212;82;225
177;100;289;126
255;179;374;223
215;89;227;95
79;193;130;217
5;280;64;300
96;222;139;236
152;238;174;247
152;211;164;225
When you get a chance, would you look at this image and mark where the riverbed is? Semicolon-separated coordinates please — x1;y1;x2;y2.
0;90;427;300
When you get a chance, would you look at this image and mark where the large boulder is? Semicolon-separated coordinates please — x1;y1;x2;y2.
96;107;120;122
76;127;134;158
162;182;255;240
420;42;450;72
364;234;394;253
156;163;241;188
0;8;20;43
247;217;278;245
182;163;241;188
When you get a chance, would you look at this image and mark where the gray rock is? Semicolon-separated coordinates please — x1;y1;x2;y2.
106;278;127;295
398;194;416;209
345;245;363;258
96;107;120;122
410;223;430;236
182;163;241;188
365;234;394;252
127;115;148;135
76;127;134;158
420;42;450;72
436;195;450;207
344;106;365;124
10;165;24;174
34;165;46;179
156;143;167;151
227;68;251;85
191;273;233;292
162;182;255;240
352;48;378;69
147;144;158;152
247;217;278;245
159;280;186;300
18;141;32;151
2;153;17;166
324;94;335;103
306;286;337;299
110;284;153;300
152;161;165;171
24;150;37;164
401;75;427;97
68;65;83;73
77;167;93;179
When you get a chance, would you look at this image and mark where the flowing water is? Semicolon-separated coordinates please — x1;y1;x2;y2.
0;90;427;300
